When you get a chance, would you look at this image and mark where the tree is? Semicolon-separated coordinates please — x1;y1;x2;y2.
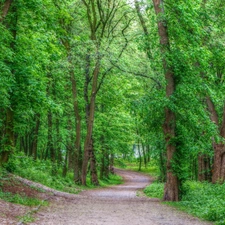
81;0;133;185
151;0;178;201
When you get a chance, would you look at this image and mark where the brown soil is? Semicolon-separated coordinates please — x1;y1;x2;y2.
0;175;51;225
0;170;213;225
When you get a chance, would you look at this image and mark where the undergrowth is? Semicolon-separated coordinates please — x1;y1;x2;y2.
4;153;84;194
115;159;160;178
0;191;46;206
3;153;122;194
144;181;164;199
144;180;225;225
170;181;225;225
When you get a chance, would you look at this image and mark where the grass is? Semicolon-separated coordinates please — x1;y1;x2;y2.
144;181;164;199
169;181;225;225
143;179;225;225
0;191;46;206
4;154;84;194
115;159;160;178
99;173;123;187
18;214;35;224
3;153;123;194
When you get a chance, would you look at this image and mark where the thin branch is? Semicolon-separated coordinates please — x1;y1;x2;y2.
110;61;162;88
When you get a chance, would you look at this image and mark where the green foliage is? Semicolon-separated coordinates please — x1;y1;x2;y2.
98;174;123;187
144;180;225;224
18;214;35;224
0;191;44;206
169;181;225;225
5;153;82;194
5;153;123;192
116;160;160;178
144;181;164;199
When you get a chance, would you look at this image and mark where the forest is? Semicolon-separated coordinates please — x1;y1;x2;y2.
0;0;225;224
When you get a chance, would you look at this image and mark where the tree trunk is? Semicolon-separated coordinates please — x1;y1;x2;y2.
67;118;74;170
90;138;99;185
109;153;114;174
198;154;211;181
32;113;40;160
47;111;56;175
70;64;82;183
56;118;62;165
206;97;225;183
137;142;142;171
0;0;13;23
0;108;14;165
0;1;16;165
212;143;225;183
100;147;109;179
142;143;147;168
159;150;166;182
147;145;151;163
100;134;105;180
81;57;100;185
152;0;179;201
62;145;69;177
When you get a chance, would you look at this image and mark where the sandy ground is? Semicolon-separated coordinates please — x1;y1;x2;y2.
28;169;212;225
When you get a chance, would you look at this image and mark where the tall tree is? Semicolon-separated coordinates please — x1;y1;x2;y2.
152;0;178;201
0;0;17;165
81;0;132;185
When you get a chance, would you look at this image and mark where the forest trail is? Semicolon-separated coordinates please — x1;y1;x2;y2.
28;169;212;225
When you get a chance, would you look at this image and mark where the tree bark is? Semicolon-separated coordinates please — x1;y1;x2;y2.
67;118;74;170
82;58;100;185
152;0;179;201
0;0;13;22
0;108;14;165
0;1;17;165
142;143;147;168
69;54;82;184
32;113;40;160
137;141;142;171
47;111;55;163
56;118;62;165
206;97;225;183
109;153;114;174
90;138;99;185
198;154;211;181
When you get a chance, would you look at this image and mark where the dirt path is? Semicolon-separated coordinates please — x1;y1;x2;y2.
29;169;212;225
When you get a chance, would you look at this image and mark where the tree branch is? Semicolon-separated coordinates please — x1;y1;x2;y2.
0;0;13;23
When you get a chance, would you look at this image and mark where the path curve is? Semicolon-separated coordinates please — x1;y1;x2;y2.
31;169;212;225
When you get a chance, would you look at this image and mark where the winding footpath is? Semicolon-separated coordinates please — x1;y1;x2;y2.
31;169;212;225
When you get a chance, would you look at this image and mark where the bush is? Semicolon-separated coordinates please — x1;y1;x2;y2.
144;180;225;225
172;181;225;225
144;181;164;199
4;153;82;194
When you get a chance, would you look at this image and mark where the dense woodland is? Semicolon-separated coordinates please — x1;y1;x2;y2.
0;0;225;203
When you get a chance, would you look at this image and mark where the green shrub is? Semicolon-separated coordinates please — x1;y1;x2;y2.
144;180;225;225
4;153;123;193
144;181;164;199
171;181;225;225
4;153;82;194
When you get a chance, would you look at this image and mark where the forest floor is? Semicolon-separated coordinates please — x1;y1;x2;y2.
0;169;213;225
